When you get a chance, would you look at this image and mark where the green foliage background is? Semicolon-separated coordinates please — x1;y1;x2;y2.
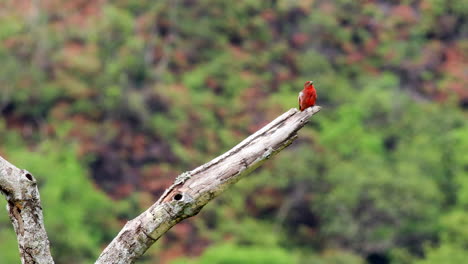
0;0;467;263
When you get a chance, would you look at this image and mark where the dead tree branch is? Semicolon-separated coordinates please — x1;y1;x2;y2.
0;156;54;264
96;106;321;263
0;106;321;264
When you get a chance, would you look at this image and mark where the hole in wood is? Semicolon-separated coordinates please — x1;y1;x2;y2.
173;193;183;201
25;173;33;181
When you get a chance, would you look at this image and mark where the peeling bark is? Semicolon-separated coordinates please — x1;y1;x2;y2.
96;106;321;263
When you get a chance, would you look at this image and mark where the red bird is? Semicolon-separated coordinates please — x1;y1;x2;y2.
298;81;317;111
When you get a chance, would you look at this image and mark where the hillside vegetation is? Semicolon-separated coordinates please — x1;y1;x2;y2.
0;0;467;263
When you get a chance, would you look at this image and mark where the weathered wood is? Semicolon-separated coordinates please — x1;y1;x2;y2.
96;106;321;264
0;156;54;264
1;106;321;263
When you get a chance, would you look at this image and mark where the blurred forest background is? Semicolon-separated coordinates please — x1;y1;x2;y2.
0;0;467;263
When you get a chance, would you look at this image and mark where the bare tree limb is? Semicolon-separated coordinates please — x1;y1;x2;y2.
96;106;321;264
1;106;320;263
0;157;54;264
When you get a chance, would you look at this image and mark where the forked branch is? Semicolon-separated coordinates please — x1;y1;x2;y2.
0;106;321;264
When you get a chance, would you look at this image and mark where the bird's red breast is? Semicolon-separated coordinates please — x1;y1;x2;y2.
298;81;317;111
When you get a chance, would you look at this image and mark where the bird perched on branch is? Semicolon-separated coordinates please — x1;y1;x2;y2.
298;81;317;111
